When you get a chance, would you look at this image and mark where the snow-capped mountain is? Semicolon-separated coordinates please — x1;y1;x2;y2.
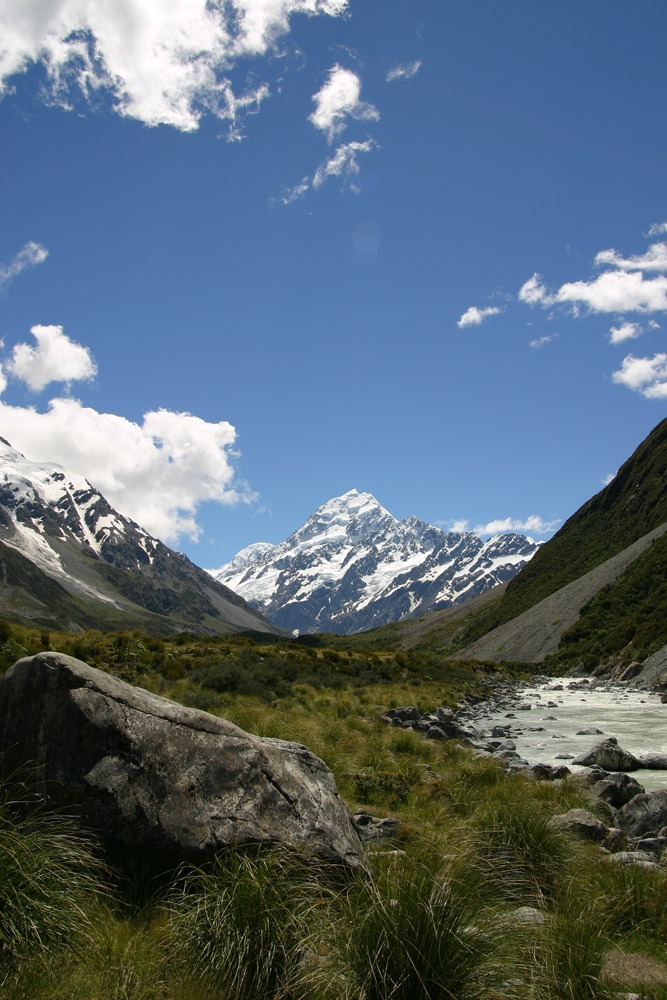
0;438;280;636
211;489;541;634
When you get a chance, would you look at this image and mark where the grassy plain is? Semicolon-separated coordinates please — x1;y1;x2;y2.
1;623;667;999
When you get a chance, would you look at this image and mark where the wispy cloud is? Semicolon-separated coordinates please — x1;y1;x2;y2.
457;305;502;328
595;242;667;272
518;273;554;306
612;353;667;399
6;325;97;392
529;333;558;349
474;514;561;537
385;60;422;82
279;138;378;203
648;222;667;237
0;241;48;294
309;64;379;142
602;471;617;485
0;0;348;133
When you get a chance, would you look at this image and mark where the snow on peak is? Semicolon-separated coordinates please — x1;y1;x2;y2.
215;488;542;635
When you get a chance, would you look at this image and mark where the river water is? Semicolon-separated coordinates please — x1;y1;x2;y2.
467;678;667;791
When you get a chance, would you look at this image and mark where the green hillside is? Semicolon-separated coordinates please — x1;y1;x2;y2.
501;416;667;618
424;418;667;656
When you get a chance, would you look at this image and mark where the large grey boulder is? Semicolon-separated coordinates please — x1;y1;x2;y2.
572;737;640;772
0;653;364;867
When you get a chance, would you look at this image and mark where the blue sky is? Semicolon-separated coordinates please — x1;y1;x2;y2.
0;0;665;568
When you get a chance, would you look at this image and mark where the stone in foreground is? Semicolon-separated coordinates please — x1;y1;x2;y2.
0;653;364;867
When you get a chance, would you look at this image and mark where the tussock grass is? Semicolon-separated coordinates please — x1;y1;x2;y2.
168;847;322;1000
0;775;107;980
469;791;571;906
329;852;507;1000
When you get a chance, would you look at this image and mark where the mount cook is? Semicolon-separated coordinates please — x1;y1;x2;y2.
212;489;541;634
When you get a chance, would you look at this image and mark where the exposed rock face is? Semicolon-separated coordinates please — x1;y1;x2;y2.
0;653;364;867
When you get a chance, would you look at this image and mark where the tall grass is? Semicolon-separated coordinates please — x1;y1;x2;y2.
469;790;570;906
168;847;321;1000
330;852;507;1000
0;774;107;979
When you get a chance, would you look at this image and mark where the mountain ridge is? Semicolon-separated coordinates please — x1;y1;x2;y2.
0;439;281;636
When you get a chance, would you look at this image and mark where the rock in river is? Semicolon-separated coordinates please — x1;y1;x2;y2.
572;737;640;772
0;653;364;867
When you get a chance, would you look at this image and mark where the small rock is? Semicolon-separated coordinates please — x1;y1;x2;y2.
549;808;607;842
619;791;667;839
510;906;548;926
351;811;400;843
576;727;605;736
602;827;625;852
638;753;667;770
594;772;645;808
606;851;658;869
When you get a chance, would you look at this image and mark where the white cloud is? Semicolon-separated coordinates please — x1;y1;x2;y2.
309;64;379;142
602;471;617;485
474;514;561;537
0;0;348;132
609;322;642;345
0;241;48;293
7;325;97;392
611;353;667;399
450;518;469;533
648;222;667;237
595;242;667;272
385;60;422;82
518;273;556;306
529;334;557;349
457;305;502;328
554;270;667;314
0;396;251;542
279;137;378;203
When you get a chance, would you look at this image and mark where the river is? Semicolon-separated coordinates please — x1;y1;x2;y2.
466;678;667;791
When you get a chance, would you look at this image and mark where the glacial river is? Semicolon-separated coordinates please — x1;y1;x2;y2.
468;679;667;791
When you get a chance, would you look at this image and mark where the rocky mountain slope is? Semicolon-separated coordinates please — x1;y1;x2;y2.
0;439;281;636
211;489;540;634
455;522;667;663
380;418;667;672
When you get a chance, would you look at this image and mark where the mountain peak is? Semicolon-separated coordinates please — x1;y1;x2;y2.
215;490;540;634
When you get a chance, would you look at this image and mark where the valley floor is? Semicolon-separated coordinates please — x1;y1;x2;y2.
2;624;667;999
